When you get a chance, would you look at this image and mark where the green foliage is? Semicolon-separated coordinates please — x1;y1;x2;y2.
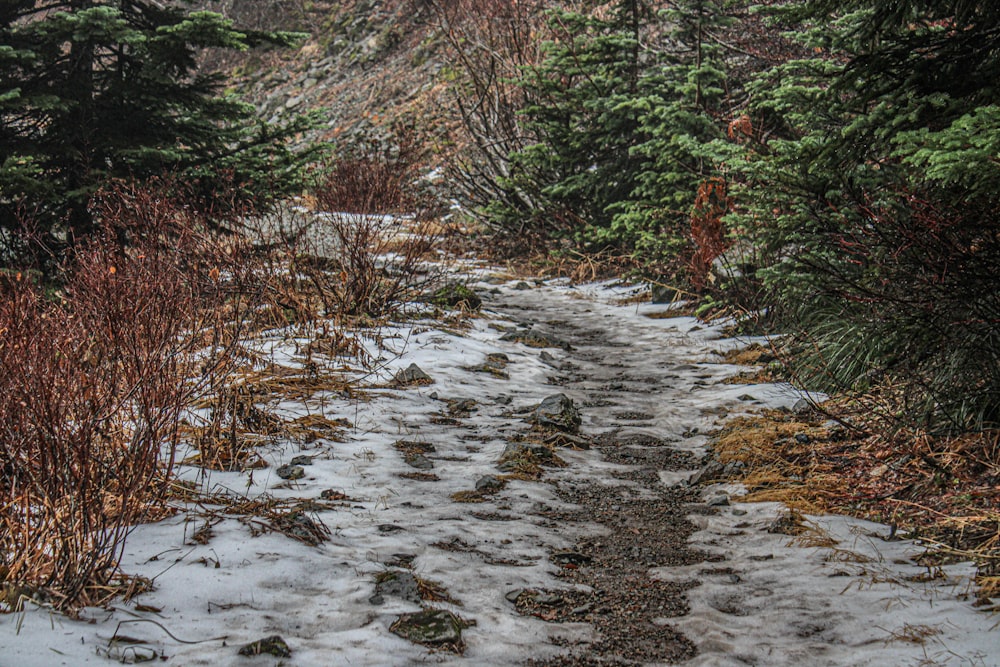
730;0;1000;431
0;0;313;251
491;0;736;274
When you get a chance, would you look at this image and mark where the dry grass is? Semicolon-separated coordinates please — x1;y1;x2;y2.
704;408;1000;597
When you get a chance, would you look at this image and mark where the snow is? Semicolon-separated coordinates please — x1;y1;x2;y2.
2;273;996;666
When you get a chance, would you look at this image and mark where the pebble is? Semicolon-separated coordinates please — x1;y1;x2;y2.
276;464;305;480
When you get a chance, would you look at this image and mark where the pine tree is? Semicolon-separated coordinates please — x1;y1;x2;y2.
492;0;653;242
0;0;309;249
492;0;739;277
736;0;1000;430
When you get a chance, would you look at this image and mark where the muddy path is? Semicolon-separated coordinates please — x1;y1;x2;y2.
481;283;734;665
4;276;995;667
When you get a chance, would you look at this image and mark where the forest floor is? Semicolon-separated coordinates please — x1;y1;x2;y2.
3;258;998;666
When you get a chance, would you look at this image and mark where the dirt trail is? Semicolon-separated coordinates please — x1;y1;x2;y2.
4;276;995;667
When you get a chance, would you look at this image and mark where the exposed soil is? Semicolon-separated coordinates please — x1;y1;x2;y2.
478;286;734;665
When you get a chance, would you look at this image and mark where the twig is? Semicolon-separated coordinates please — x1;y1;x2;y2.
109;618;228;646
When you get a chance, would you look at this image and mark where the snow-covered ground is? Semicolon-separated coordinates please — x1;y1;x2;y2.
3;272;997;666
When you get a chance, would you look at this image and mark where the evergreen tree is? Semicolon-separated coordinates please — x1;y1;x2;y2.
492;0;653;242
613;0;735;273
492;0;738;278
734;0;1000;430
0;0;309;249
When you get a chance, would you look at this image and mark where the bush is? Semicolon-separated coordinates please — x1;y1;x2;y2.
0;214;203;610
307;131;438;319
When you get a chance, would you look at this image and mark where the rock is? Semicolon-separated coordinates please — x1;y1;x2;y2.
650;284;676;303
722;460;745;476
275;512;327;545
276;464;305;480
238;635;291;658
374;571;422;604
384;553;417;568
531;394;581;433
539;350;562;368
475;475;505;493
447;398;478;416
794;433;811;444
320;489;348;501
426;282;482;310
405;452;434;470
289;455;313;466
689;460;724;485
500;328;571;351
531;592;562;606
378;524;405;533
498;442;555;471
505;589;525;603
551;551;591;566
707;494;730;507
394;363;433;386
767;514;805;535
791;397;812;414
390;609;465;645
514;281;532;290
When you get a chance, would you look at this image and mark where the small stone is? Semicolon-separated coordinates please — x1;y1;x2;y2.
405;452;434;470
737;394;756;401
394;363;433;386
731;508;748;516
532;592;562;606
369;593;385;605
390;609;465;645
794;433;811;445
571;603;593;615
378;524;405;533
514;281;531;290
276;464;305;480
475;475;505;493
505;589;524;603
238;635;291;658
532;394;581;433
792;398;812;414
375;571;421;604
320;489;348;500
708;495;730;507
551;551;591;566
290;455;313;466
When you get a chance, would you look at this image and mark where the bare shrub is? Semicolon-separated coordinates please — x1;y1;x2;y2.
427;0;546;231
307;131;439;319
0;173;323;610
0;214;204;611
